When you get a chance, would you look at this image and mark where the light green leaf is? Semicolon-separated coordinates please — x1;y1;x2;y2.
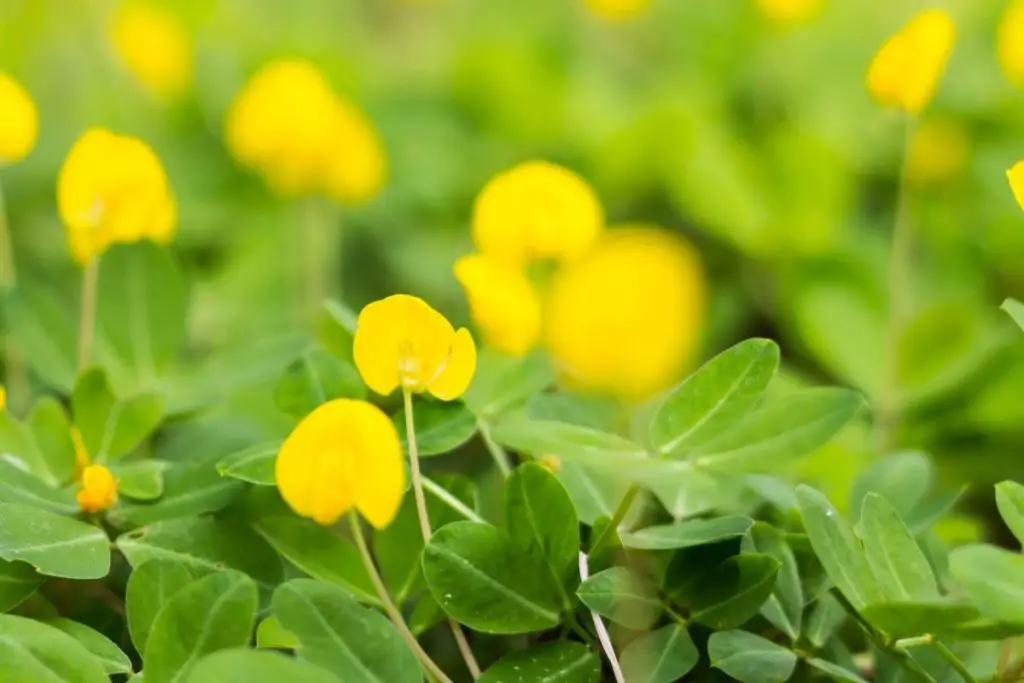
72;368;164;461
620;515;753;551
126;558;193;655
46;618;133;675
556;462;631;527
1003;298;1024;331
709;630;798;683
394;400;477;456
807;658;870;683
526;393;618;431
0;410;60;487
479;642;601;683
995;481;1024;547
0;457;77;514
491;418;647;468
187;648;342;683
860;601;981;638
620;624;699;683
849;452;932;524
949;544;1024;623
7;285;78;392
113;460;167;501
463;350;553;419
577;567;661;629
743;522;803;640
144;570;258;683
273;347;365;419
806;594;847;649
26;397;77;485
691;389;863;472
273;579;421;683
256;616;300;650
0;614;109;682
650;338;779;456
117;517;284;590
422;521;562;634
796;485;881;609
858;493;938;601
109;461;244;528
216;441;279;485
691;554;780;629
0;558;42;612
254;516;375;603
319;299;357;362
0;504;110;580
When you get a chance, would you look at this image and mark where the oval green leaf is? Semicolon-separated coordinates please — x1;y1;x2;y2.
709;630;798;683
46;618;133;675
0;614;109;683
621;515;753;551
620;624;699;683
0;504;110;580
479;642;601;683
216;441;279;486
186;648;341;683
394;400;477;456
126;558;194;654
273;348;366;419
690;554;781;630
577;567;661;630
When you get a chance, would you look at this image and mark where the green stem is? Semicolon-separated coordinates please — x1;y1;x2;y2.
477;419;513;477
77;257;99;372
588;486;640;558
932;641;978;683
422;476;486;524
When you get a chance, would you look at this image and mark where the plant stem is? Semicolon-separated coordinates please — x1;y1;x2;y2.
300;198;338;323
932;640;978;683
347;513;454;683
403;389;482;679
477;419;513;477
0;177;28;413
588;486;640;558
77;257;100;372
579;551;626;683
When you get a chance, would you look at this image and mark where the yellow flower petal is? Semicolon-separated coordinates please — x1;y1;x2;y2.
454;254;541;356
998;0;1024;86
866;9;956;114
350;402;406;529
77;464;118;513
111;2;192;100
581;0;651;20
0;73;38;166
428;327;477;401
1009;162;1024;213
756;0;823;25
323;100;388;206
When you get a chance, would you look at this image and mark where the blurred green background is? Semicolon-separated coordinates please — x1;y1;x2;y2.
2;0;1024;535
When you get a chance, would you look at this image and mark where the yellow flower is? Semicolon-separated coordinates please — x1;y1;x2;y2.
472;161;604;265
867;9;956;114
77;464;118;513
1009;162;1024;212
756;0;823;25
544;226;706;402
225;60;386;203
275;399;404;528
0;73;38;165
454;254;542;357
354;294;476;400
57;128;176;265
0;386;6;412
581;0;652;20
907;119;969;185
999;0;1024;86
111;2;192;100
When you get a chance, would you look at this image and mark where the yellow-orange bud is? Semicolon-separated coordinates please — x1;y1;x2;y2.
77;464;118;513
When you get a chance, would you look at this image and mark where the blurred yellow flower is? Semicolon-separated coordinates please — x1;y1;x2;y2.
0;387;6;412
454;254;542;357
472;161;604;265
57;128;176;265
354;294;476;400
582;0;652;20
545;226;706;401
275;399;404;528
77;464;117;513
867;9;956;114
111;2;192;100
756;0;823;25
1009;162;1024;212
999;0;1024;86
0;73;38;165
907;119;969;185
225;59;386;203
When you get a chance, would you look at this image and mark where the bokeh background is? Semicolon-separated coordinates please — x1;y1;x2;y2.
2;0;1024;538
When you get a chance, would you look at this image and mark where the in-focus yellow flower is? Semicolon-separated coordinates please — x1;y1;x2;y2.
454;254;542;357
907;119;969;185
0;73;38;165
1009;162;1024;212
867;9;956;114
545;226;706;402
57;128;176;265
756;0;823;25
354;294;476;400
77;464;118;513
275;399;404;528
999;0;1024;86
582;0;652;20
472;161;604;265
111;2;192;100
225;60;386;203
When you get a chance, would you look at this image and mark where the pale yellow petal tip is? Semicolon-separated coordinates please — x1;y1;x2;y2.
77;464;118;513
454;254;542;357
111;2;193;100
867;8;956;114
429;327;478;401
1009;162;1024;212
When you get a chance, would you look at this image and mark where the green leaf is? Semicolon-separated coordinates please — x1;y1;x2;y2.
807;658;870;683
796;485;881;609
556;461;632;527
126;558;193;655
394;400;477;456
463;350;553;419
995;481;1024;547
109;461;244;528
422;521;562;634
949;544;1024;623
8;285;78;392
0;410;62;487
690;554;781;629
117;517;284;589
273;579;421;683
690;389;863;472
650;338;779;456
0;504;110;580
806;594;847;649
941;618;1024;641
26;397;77;485
186;648;342;683
526;393;618;431
860;601;981;638
113;460;167;501
858;493;938;601
0;558;43;612
254;516;375;603
742;522;803;640
503;462;579;608
491;418;647;469
319;299;357;362
216;441;280;485
0;457;78;514
620;515;753;551
72;368;164;461
479;642;601;683
1003;298;1024;331
273;347;365;419
576;567;661;629
849;452;932;524
256;616;300;649
0;614;109;682
620;624;699;683
46;618;133;675
709;630;798;683
144;570;258;683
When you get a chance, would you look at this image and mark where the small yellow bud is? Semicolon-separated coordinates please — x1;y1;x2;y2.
538;454;561;474
866;9;956;114
998;0;1024;86
77;464;118;513
581;0;652;20
0;73;38;166
111;2;192;100
454;254;542;357
907;120;969;185
1009;162;1024;213
756;0;823;25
